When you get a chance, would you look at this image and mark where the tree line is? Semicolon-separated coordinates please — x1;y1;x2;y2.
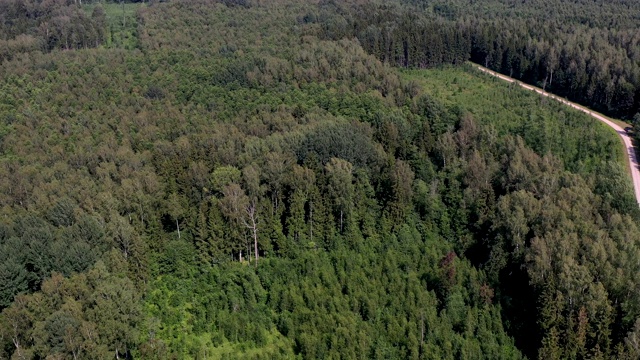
0;0;108;61
1;0;640;358
315;0;640;119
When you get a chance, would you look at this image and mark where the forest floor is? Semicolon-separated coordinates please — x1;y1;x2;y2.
474;64;640;206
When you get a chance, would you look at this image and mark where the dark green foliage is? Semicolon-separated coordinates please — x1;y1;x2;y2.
0;0;639;359
0;257;28;308
0;207;107;308
320;0;640;119
70;214;106;248
47;197;76;227
0;0;107;61
144;85;165;100
298;120;382;169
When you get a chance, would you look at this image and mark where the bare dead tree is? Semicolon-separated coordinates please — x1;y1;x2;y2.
241;199;259;267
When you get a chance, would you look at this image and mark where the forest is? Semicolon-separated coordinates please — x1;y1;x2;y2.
315;0;640;120
1;0;640;359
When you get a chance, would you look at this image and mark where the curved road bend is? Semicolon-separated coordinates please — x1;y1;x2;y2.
475;65;640;206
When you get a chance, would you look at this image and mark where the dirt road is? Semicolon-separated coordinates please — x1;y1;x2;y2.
475;65;640;206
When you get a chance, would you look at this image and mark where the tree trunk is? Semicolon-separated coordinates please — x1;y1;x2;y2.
12;337;21;355
250;206;258;266
253;227;258;266
309;201;313;242
242;201;259;266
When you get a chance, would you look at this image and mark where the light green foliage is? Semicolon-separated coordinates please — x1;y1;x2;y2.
0;0;639;359
141;232;521;359
84;2;142;49
211;166;242;194
403;66;625;175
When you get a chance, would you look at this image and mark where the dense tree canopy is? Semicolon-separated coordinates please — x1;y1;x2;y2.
316;0;640;119
1;0;640;359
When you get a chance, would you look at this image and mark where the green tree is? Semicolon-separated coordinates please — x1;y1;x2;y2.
325;157;354;234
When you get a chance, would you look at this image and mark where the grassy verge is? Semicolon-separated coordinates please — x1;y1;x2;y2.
401;65;628;176
474;64;633;178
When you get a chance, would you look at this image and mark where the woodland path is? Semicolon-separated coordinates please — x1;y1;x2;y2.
475;64;640;206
